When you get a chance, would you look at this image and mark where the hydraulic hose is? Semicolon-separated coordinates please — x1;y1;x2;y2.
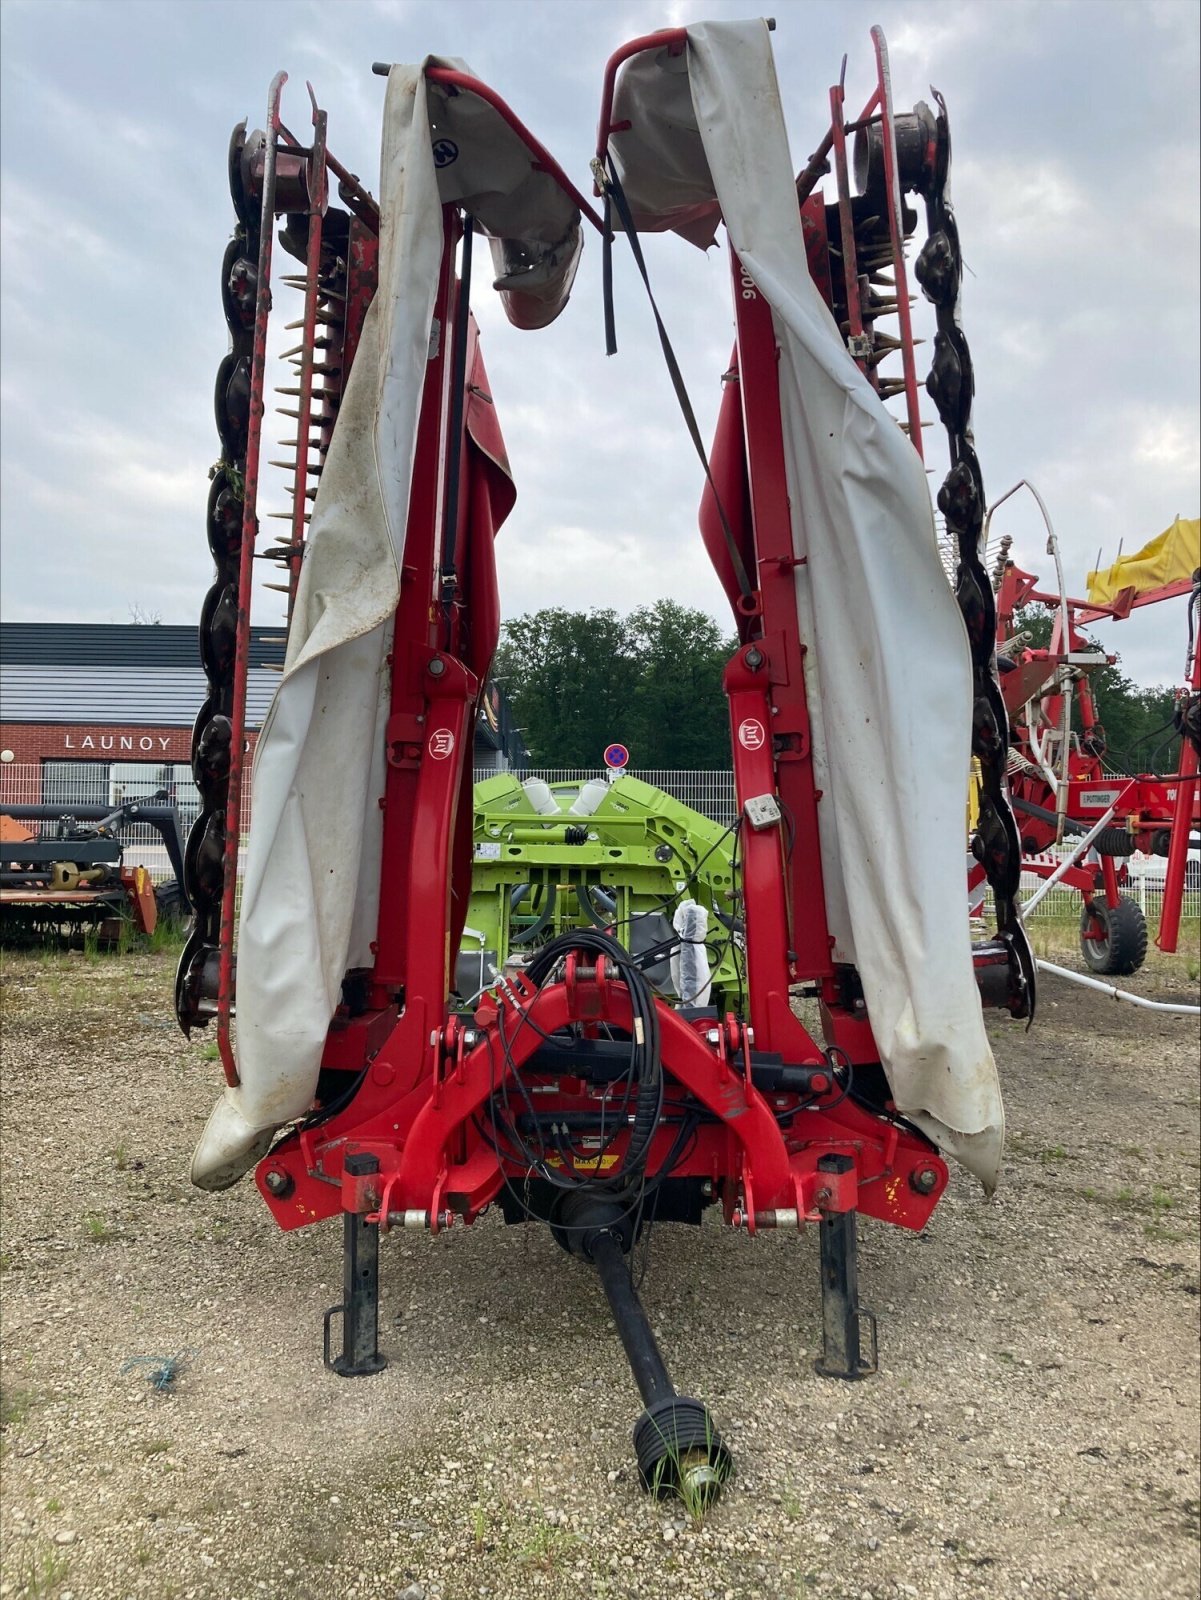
510;881;558;946
1012;796;1133;856
527;928;663;1194
577;883;616;928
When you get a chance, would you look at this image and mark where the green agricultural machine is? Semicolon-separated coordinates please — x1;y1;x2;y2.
460;774;743;1012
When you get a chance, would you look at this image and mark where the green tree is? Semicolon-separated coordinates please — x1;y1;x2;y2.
626;599;733;768
492;603;736;768
1012;605;1179;773
492;607;640;767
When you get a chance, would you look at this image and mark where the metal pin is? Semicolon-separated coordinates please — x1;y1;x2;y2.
281;339;333;359
284;310;341;330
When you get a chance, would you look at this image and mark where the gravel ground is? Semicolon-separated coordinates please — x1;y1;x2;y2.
1;935;1198;1600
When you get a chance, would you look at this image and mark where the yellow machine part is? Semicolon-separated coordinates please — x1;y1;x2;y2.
1086;515;1200;606
50;863;106;890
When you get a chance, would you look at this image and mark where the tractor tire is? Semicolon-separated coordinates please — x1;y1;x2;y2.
154;878;186;926
1079;894;1148;977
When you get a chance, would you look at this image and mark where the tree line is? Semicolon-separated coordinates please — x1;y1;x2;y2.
492;601;735;769
492;600;1184;773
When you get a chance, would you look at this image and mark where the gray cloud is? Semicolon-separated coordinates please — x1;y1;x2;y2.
1;0;1197;687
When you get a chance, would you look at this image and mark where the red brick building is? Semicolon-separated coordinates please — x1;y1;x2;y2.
0;623;280;812
0;623;527;815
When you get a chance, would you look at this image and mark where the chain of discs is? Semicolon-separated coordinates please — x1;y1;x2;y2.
914;94;1036;1018
175;122;261;1035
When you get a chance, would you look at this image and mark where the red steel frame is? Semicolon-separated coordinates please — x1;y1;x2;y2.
229;51;951;1244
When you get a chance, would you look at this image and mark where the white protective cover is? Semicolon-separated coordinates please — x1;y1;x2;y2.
191;62;579;1190
610;21;1004;1186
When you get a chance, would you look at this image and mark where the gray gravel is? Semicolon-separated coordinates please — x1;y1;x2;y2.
1;944;1198;1600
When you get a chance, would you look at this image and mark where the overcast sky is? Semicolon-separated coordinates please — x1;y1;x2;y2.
1;0;1198;688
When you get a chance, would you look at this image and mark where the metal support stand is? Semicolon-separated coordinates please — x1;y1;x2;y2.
589;1227;732;1501
813;1154;878;1380
323;1152;388;1377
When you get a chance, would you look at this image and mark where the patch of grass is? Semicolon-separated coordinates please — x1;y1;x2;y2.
21;1544;71;1597
0;1250;14;1273
1037;1144;1070;1163
111;1143;130;1172
45;1496;63;1512
471;1502;488;1553
646;1418;727;1529
517;1521;582;1572
135;1543;154;1567
193;1218;231;1244
1115;1186;1135;1205
781;1489;803;1519
1151;1187;1174;1212
141;1438;172;1457
148;918;188;954
0;1384;36;1428
1143;1221;1189;1244
82;1211;113;1244
200;1042;220;1062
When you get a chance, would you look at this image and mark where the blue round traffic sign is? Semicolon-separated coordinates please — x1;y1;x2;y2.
603;743;630;770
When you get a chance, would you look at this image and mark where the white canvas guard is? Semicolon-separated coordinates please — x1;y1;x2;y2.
191;61;577;1190
609;20;1004;1188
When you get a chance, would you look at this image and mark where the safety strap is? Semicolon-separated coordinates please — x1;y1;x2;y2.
601;154;756;605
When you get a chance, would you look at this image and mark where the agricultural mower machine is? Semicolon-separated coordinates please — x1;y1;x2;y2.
176;21;1035;1501
0;798;188;947
981;489;1200;976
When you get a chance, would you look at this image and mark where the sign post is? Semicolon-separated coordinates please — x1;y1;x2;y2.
603;742;630;782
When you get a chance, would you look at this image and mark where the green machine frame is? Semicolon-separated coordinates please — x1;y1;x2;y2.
462;774;743;1011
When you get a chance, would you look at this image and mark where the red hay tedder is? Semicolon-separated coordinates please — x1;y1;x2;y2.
980;485;1200;976
176;20;1039;1502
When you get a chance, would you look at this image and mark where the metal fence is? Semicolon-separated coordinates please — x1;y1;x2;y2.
2;761;1196;924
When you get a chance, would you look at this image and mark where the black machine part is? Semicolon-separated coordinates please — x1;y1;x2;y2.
0;802;190;910
1079;894;1148;977
324;1152;388;1378
556;1193;732;1503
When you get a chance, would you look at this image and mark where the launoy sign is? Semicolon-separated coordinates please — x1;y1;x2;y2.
428;728;455;760
737;718;766;751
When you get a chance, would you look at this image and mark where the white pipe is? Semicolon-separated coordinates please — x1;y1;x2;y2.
1026;703;1061;794
1037;959;1200;1016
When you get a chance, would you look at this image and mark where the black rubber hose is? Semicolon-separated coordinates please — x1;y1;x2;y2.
577;884;615;928
510;882;557;946
527;929;662;1191
1011;796;1133;854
